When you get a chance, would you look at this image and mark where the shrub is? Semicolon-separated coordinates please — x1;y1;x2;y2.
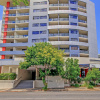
0;73;16;80
87;85;94;89
89;81;96;86
71;84;75;86
74;84;80;88
77;77;83;83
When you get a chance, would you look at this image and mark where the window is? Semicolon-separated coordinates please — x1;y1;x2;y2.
32;23;39;27
40;30;46;34
32;38;46;43
33;16;39;20
40;16;47;19
71;38;78;41
70;22;77;26
32;31;39;34
40;23;47;26
71;54;78;57
71;46;78;50
70;8;77;11
70;0;77;4
70;15;77;19
33;9;40;12
41;8;47;12
70;30;78;34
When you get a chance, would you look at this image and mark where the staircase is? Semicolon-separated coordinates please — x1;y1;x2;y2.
15;80;33;89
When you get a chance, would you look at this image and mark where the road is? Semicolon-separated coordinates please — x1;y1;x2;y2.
0;91;100;100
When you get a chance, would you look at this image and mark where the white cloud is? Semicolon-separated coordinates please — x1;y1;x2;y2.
0;20;2;36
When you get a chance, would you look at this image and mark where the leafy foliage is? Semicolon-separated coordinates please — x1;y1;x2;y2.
19;42;64;90
12;0;29;6
85;68;100;86
0;73;16;80
61;58;80;84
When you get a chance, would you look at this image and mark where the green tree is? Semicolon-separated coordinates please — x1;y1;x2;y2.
19;42;64;90
62;58;80;85
12;0;29;6
85;68;100;86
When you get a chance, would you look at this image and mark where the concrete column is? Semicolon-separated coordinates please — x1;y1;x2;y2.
9;67;12;73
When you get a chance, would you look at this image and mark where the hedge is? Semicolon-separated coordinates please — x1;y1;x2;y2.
0;73;16;80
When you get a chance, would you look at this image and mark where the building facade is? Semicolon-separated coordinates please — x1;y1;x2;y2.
0;0;99;79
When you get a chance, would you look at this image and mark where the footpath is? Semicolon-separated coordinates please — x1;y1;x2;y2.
0;87;100;92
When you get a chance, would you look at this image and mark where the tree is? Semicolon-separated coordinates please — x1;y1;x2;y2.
85;68;100;86
19;42;64;90
12;0;29;6
61;58;80;85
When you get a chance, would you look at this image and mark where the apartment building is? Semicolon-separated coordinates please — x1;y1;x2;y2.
0;0;100;79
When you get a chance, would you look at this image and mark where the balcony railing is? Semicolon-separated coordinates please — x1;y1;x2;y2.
80;50;89;54
79;34;88;38
0;35;28;39
78;20;87;23
49;18;69;21
2;27;28;31
59;33;69;36
2;20;29;24
3;13;29;17
4;6;29;10
78;5;86;9
49;33;69;37
49;4;69;6
60;49;69;53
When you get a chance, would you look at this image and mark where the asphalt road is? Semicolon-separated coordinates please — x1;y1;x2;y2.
0;91;100;100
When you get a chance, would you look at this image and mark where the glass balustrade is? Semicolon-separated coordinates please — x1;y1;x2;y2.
49;18;69;21
0;35;28;39
59;33;69;36
80;50;89;54
2;27;28;31
60;49;69;53
49;4;69;6
79;34;88;38
78;20;87;23
4;6;29;10
78;5;86;9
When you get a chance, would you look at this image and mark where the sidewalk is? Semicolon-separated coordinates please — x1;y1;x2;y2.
0;87;100;92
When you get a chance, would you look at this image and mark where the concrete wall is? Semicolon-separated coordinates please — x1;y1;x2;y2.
34;76;64;88
0;80;14;89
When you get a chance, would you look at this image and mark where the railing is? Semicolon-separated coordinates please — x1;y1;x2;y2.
2;20;29;24
4;6;29;10
79;34;88;38
49;4;69;6
80;50;89;54
60;49;69;53
78;5;86;9
3;13;29;17
49;33;58;36
0;35;28;39
0;59;14;61
59;33;69;36
49;18;69;21
2;27;28;31
78;20;87;23
49;33;69;36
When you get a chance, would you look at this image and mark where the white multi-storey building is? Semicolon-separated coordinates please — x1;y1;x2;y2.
0;0;100;81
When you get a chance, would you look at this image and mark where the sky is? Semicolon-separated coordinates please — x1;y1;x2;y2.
0;0;100;54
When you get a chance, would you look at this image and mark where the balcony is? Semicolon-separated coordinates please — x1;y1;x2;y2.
49;33;69;37
49;18;69;21
79;34;88;38
0;35;28;39
2;20;29;24
78;20;87;23
80;50;89;54
78;5;86;9
49;4;69;6
2;27;28;32
4;6;29;10
3;13;29;17
60;48;69;53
